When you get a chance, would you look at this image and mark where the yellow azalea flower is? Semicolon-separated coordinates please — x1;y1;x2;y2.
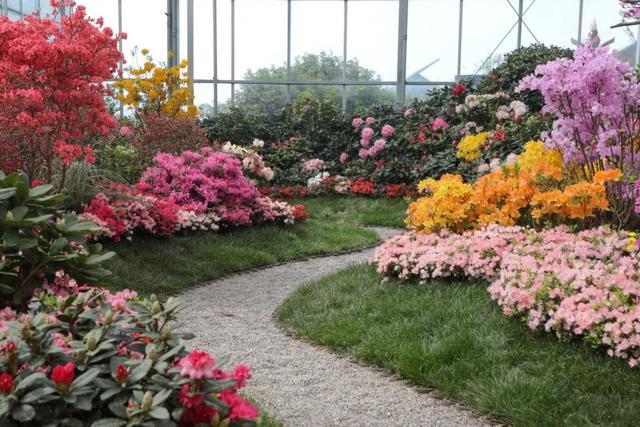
141;48;149;55
456;132;489;161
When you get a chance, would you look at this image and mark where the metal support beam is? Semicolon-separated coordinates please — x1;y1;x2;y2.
396;0;408;105
456;0;463;80
636;25;640;66
230;0;235;107
287;0;292;102
118;0;124;119
213;0;218;115
167;0;179;68
577;0;584;45
516;0;524;48
187;0;194;98
342;0;348;111
2;0;7;16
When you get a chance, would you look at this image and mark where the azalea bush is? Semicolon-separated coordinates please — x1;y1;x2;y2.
0;288;258;426
406;141;618;233
114;50;198;119
0;4;124;184
0;172;113;308
372;224;640;367
83;148;301;241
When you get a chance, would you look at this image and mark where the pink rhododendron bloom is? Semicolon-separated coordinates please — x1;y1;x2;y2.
303;158;325;171
381;124;395;138
352;117;364;128
431;117;449;132
404;108;414;118
339;152;349;164
178;350;217;379
361;127;374;141
365;116;376;125
119;126;133;137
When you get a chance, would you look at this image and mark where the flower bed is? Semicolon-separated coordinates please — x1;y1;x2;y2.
372;225;640;367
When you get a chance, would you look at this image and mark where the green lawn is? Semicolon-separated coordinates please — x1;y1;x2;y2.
104;196;406;296
293;195;408;228
278;265;640;426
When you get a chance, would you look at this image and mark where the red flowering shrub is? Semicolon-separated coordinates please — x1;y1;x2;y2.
384;183;416;198
0;4;124;182
293;204;311;221
350;178;376;195
0;288;258;425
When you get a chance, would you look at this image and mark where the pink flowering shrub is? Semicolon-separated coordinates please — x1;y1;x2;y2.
373;225;640;367
0;288;258;425
351;116;394;159
303;158;326;171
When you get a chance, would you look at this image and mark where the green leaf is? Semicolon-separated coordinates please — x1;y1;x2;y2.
14;373;46;393
20;386;56;403
70;368;100;391
11;404;35;422
151;388;172;407
128;359;152;383
0;187;16;201
3;229;19;246
18;238;38;250
11;206;28;220
149;406;170;420
29;184;53;198
49;237;68;256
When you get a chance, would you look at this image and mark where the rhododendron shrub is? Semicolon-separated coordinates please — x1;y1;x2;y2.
517;46;640;223
0;5;124;182
373;225;640;367
0;288;258;425
0;172;114;308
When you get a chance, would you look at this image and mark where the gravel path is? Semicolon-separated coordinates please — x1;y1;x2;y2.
177;227;490;427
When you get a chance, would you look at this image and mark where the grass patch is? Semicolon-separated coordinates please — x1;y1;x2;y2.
105;218;377;296
277;264;640;426
293;196;408;228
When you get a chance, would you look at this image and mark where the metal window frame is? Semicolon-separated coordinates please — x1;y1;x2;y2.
148;0;632;115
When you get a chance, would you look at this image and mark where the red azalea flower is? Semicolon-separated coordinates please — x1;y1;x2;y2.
451;84;467;96
51;362;75;386
178;403;217;427
0;373;13;394
493;130;508;141
179;384;204;408
375;161;385;169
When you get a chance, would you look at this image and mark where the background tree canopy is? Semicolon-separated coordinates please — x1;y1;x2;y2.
233;52;394;115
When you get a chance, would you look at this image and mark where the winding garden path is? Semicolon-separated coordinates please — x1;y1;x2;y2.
177;227;490;427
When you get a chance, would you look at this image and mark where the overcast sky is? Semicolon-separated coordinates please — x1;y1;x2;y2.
77;0;635;106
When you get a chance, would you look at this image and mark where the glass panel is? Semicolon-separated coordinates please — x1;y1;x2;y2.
407;0;459;83
217;84;233;113
290;85;341;108
194;0;214;79
22;0;37;16
235;84;289;115
582;0;638;65
194;83;214;118
520;0;579;49
121;0;166;65
406;84;445;102
348;0;397;82
291;0;343;81
236;0;287;81
347;84;395;113
461;0;519;77
216;0;233;80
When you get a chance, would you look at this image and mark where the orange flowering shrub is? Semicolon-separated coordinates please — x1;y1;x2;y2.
407;145;620;234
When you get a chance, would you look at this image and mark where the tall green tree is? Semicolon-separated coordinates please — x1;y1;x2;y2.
235;52;394;115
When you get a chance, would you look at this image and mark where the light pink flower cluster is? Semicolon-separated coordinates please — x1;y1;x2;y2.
359;138;386;159
303;158;325;171
373;225;640;367
254;196;295;225
353;116;394;159
431;117;449;132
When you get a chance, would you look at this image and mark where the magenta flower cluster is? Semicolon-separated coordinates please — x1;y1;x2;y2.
352;116;394;159
372;225;640;367
517;46;640;167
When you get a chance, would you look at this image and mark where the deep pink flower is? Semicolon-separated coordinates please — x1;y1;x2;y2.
178;350;216;379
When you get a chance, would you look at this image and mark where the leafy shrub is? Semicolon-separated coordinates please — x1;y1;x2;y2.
0;172;113;308
55;161;127;211
476;44;572;111
0;288;258;425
